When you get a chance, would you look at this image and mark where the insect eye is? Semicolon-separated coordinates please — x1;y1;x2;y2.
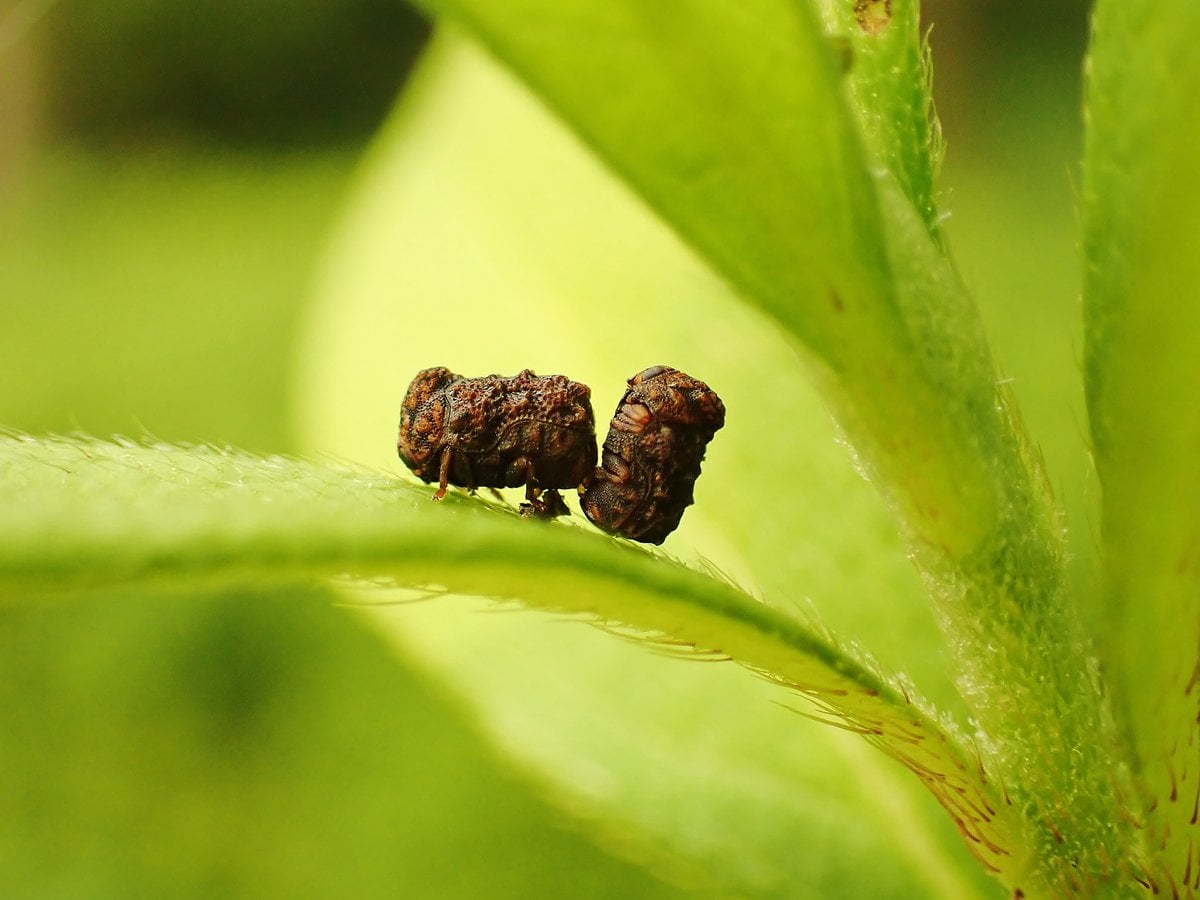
630;364;675;385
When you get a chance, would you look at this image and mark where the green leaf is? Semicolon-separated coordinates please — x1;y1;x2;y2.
811;0;943;236
0;583;674;899
1083;1;1200;887
296;32;963;716
0;153;355;450
405;0;1012;578
295;34;1009;895
0;433;1006;896
330;16;1132;893
366;595;997;898
407;0;1002;563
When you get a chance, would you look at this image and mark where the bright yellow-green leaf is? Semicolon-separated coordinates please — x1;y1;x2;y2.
405;1;1005;563
293;22;1139;892
292;32;1011;896
1083;1;1200;888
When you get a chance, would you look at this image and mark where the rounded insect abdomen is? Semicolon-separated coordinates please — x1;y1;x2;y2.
582;366;724;544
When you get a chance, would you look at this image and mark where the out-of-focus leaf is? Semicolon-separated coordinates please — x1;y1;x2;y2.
0;583;677;899
362;594;1000;898
0;153;355;450
1082;1;1200;887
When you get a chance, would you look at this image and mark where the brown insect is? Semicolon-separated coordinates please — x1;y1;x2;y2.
397;367;596;516
581;365;725;544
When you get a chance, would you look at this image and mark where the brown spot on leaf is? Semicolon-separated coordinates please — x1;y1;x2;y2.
830;35;855;72
854;0;891;35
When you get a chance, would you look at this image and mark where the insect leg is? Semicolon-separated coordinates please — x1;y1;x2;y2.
433;447;453;500
516;460;563;518
522;488;568;519
522;461;541;506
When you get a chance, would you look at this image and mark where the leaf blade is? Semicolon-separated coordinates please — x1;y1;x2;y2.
812;0;943;236
399;5;1137;884
297;30;1126;892
0;433;1013;892
1082;0;1200;885
409;1;1006;564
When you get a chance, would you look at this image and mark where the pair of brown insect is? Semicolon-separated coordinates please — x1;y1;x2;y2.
397;365;725;545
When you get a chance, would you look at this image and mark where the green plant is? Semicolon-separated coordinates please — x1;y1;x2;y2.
4;0;1198;896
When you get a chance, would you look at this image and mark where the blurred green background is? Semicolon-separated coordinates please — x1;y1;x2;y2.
0;0;1091;896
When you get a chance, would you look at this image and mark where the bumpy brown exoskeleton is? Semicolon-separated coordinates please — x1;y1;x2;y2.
581;365;725;544
397;367;596;517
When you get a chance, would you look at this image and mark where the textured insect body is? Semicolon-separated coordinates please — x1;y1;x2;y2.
397;367;596;516
582;365;725;544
